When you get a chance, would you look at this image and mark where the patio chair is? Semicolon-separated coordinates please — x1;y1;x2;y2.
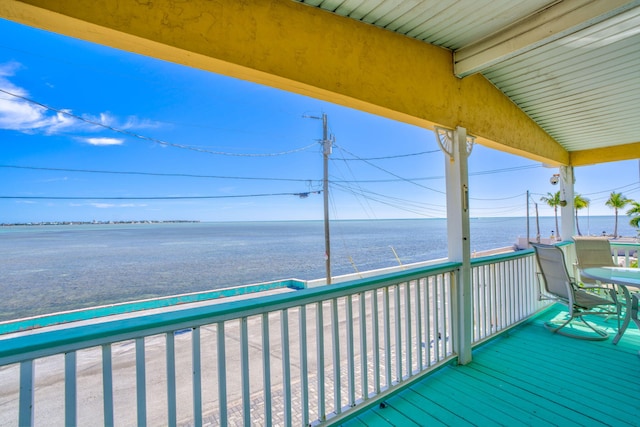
532;243;619;340
572;236;617;286
573;236;625;315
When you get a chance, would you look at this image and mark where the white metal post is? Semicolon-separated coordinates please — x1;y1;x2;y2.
439;126;472;365
559;165;575;241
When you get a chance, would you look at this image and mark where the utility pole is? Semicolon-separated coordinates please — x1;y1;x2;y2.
322;113;333;285
304;113;333;285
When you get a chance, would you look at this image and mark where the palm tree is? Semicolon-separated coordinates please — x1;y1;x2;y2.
627;200;640;230
605;192;630;238
574;194;590;236
540;191;562;240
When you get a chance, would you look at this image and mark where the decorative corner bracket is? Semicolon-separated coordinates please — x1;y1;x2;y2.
434;126;475;160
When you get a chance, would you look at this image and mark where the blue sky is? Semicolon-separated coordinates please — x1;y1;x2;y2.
1;18;639;223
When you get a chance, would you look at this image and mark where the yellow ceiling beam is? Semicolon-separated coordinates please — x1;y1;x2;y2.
1;0;567;165
571;142;640;166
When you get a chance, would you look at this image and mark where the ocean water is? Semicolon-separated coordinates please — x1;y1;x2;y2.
1;217;637;322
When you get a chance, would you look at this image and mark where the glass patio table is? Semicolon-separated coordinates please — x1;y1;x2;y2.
581;267;640;344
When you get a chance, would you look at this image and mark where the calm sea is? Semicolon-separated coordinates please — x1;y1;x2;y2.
1;217;636;322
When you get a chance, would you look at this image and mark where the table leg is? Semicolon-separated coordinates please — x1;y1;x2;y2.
612;284;631;345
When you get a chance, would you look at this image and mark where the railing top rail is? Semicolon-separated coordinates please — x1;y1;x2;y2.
609;241;640;247
0;261;461;366
0;279;305;336
470;248;533;266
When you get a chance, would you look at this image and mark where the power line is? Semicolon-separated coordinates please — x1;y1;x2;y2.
333;144;446;194
581;182;640;198
469;164;543;175
336;149;441;160
0;192;320;200
470;192;527;201
0;88;317;157
0;164;320;183
331;181;447;215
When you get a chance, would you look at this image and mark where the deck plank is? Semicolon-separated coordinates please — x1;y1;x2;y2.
343;305;640;426
415;368;548;426
343;399;425;426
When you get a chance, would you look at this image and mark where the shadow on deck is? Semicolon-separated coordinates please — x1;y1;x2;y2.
343;304;640;426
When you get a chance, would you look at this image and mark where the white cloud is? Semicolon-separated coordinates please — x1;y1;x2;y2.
0;62;73;133
0;61;160;141
83;137;124;146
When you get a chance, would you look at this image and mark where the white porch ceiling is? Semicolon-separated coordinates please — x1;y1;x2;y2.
295;0;640;154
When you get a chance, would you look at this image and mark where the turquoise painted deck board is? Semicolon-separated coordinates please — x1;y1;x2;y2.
414;370;539;426
341;305;640;426
470;357;629;424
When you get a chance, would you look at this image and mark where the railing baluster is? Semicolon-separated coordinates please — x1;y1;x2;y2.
424;278;431;366
240;317;251;427
316;301;325;421
65;351;77;426
281;310;292;426
471;266;478;340
165;333;176;427
415;280;423;372
346;295;355;406
483;266;489;337
394;285;402;382
442;274;450;356
299;305;309;426
192;327;202;427
405;282;412;377
500;262;506;328
492;265;498;332
371;289;380;394
262;313;272;424
517;258;523;318
478;266;485;339
102;344;114;427
433;276;441;362
504;261;519;324
331;298;341;413
217;322;228;427
359;291;368;400
19;360;34;427
383;287;391;388
135;338;147;426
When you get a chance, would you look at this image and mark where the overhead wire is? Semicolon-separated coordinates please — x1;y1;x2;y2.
331;146;444;215
331;181;446;217
331;145;378;219
0;164;321;183
336;149;441;160
0;88;318;157
333;143;446;194
0;192;319;200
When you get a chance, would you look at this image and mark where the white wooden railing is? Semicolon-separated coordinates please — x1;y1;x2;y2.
610;241;639;267
470;250;546;344
0;250;551;426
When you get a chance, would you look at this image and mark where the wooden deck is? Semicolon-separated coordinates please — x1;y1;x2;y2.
342;304;640;426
